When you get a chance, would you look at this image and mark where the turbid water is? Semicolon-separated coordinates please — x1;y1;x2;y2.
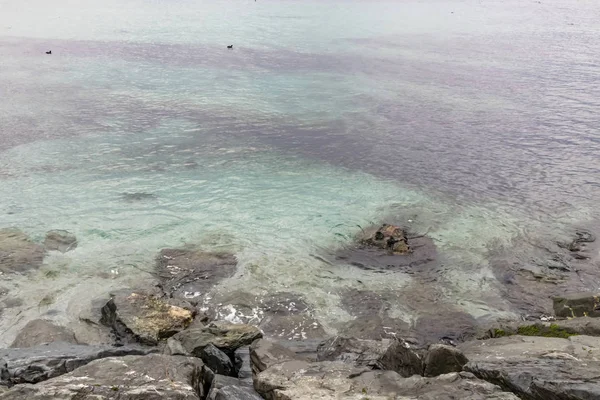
1;0;599;345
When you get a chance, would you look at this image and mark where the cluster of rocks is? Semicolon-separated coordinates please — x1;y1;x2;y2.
2;224;600;399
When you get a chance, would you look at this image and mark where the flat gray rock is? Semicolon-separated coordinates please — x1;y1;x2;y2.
249;339;298;376
461;335;600;400
10;320;77;348
0;354;205;399
0;342;157;386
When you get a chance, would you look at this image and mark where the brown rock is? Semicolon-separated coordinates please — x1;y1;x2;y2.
10;320;77;348
249;339;298;375
0;228;44;273
553;292;600;318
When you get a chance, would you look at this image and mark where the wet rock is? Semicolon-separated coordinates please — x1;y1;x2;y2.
249;339;298;376
423;344;468;377
207;375;261;400
0;228;44;273
157;249;237;303
275;339;321;361
0;342;156;386
165;336;190;356
377;338;424;377
10;320;77;348
43;230;77;253
234;347;252;382
460;335;600;400
120;192;157;202
553;292;600;318
0;354;205;399
316;336;392;369
363;224;410;254
481;317;600;339
100;289;193;345
201;344;234;376
255;360;518;400
173;322;262;358
414;311;478;345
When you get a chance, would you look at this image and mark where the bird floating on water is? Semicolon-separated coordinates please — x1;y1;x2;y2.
227;45;233;49
45;50;52;54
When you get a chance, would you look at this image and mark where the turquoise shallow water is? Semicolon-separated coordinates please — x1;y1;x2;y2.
1;0;599;344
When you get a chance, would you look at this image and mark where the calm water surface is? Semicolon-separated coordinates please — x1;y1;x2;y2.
0;0;599;344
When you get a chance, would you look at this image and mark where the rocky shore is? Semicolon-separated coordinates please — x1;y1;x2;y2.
1;224;600;399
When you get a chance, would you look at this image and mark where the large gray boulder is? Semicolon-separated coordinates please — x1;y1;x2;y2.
249;339;298;376
553;292;600;318
316;336;393;368
100;289;193;345
206;374;262;400
10;320;77;348
377;338;424;377
0;228;44;273
156;249;237;303
173;322;262;357
200;344;234;376
255;360;518;400
423;344;468;377
460;335;600;400
44;230;77;253
0;342;156;386
0;354;206;399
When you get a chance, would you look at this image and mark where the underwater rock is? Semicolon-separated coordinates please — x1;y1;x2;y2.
0;354;204;400
100;289;193;345
156;248;237;303
414;311;478;346
120;192;157;202
0;228;44;273
10;320;77;348
43;230;77;253
553;292;600;318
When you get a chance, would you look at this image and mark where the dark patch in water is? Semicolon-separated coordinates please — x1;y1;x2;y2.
120;192;157;202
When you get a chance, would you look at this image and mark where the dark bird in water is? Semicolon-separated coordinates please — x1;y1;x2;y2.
227;45;233;49
45;50;52;54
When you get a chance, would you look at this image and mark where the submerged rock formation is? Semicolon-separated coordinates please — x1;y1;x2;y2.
0;228;44;273
43;230;77;253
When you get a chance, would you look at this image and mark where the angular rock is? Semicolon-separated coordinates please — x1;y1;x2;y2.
255;360;518;400
363;224;411;254
461;335;600;400
316;336;392;369
0;354;205;399
249;339;298;376
423;344;468;377
0;342;156;386
174;322;262;357
209;385;263;400
234;347;253;382
165;336;190;356
553;292;600;318
206;375;261;400
201;344;234;376
100;289;193;345
10;320;77;348
43;230;77;253
0;228;44;273
377;338;424;377
157;248;237;303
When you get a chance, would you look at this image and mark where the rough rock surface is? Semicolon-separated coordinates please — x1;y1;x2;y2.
0;354;204;399
100;289;193;345
200;344;234;376
234;347;253;382
43;230;77;253
255;360;518;400
0;342;156;386
173;322;262;357
423;344;468;377
10;320;77;348
316;336;392;369
165;336;190;356
460;335;600;400
363;224;411;254
0;228;44;273
377;338;424;377
206;375;261;400
553;292;600;318
249;339;298;376
481;316;600;339
156;248;237;303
